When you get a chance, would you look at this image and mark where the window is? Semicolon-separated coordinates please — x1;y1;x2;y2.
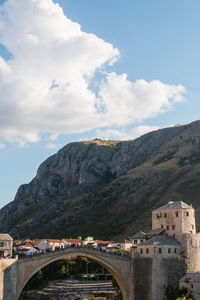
172;225;175;230
0;242;4;247
167;225;169;230
175;211;178;217
146;248;149;254
174;248;177;253
159;248;162;254
173;234;176;238
191;284;193;288
164;213;167;218
192;225;194;230
157;214;160;219
134;240;137;244
186;211;189;217
168;248;171;253
140;249;143;254
161;225;164;229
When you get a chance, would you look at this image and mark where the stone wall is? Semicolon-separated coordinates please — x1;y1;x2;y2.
132;257;153;300
180;233;200;273
152;257;186;300
131;256;185;300
0;258;18;300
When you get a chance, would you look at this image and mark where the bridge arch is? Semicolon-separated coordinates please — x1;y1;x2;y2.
16;248;131;300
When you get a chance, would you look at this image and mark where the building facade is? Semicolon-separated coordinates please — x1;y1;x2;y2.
131;200;200;299
0;234;13;257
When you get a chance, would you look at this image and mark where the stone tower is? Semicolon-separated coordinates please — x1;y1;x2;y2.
152;201;196;242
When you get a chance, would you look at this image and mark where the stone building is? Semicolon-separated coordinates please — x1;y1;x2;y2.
0;234;13;257
137;235;181;258
131;200;200;299
130;231;147;247
152;201;196;242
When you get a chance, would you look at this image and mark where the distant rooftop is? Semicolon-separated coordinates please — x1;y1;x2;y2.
180;273;200;282
140;236;180;246
0;234;13;241
130;231;147;239
147;228;165;236
153;201;192;212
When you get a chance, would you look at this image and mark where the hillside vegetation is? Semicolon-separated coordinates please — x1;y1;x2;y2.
1;121;200;239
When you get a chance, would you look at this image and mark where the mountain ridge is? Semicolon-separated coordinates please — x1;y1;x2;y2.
1;120;200;239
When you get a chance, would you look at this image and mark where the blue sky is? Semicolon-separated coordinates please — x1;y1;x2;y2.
0;0;200;208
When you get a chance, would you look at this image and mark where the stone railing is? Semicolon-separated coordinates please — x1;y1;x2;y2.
18;246;130;262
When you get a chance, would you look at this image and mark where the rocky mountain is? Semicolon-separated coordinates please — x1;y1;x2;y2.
1;120;200;240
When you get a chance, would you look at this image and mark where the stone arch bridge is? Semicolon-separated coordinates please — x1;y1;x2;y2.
0;247;134;300
0;246;184;300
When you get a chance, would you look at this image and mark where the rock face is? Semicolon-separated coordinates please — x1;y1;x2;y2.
1;121;200;239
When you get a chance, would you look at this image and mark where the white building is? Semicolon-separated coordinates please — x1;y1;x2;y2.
37;239;65;251
62;239;82;247
0;234;13;258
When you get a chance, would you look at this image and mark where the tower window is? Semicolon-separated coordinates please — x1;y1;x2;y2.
146;248;149;254
164;213;167;218
172;225;175;230
173;234;176;238
161;225;164;229
168;248;171;253
192;225;194;230
159;248;162;254
186;211;189;217
167;225;169;230
157;214;159;219
175;211;178;217
174;248;177;253
140;249;143;254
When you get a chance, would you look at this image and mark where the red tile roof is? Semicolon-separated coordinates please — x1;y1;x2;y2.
63;239;82;243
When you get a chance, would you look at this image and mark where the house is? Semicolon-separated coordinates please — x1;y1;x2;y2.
116;239;132;251
14;240;41;254
15;240;34;250
62;239;82;247
130;231;147;247
83;236;95;245
25;247;40;256
96;242;109;251
37;239;65;251
0;234;13;258
136;235;181;258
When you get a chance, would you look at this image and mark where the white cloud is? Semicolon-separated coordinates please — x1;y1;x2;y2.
0;0;186;146
96;125;160;140
99;73;186;126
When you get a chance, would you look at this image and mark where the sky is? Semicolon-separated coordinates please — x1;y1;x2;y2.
0;0;200;208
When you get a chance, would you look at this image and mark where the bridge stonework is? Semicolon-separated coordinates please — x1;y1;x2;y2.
0;248;185;300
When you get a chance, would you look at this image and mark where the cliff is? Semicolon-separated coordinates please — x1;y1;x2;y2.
1;120;200;239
